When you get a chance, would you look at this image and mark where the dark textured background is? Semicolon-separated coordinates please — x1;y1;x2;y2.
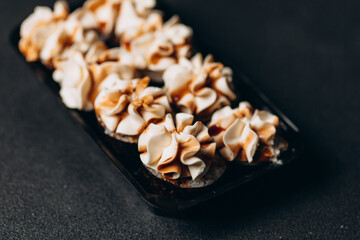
1;0;359;239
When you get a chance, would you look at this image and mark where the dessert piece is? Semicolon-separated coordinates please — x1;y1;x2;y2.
94;75;171;143
19;0;103;68
52;45;135;110
83;0;120;35
163;53;236;119
123;16;193;82
208;101;285;163
19;1;69;63
85;43;136;103
52;51;93;110
84;0;160;40
41;10;100;67
138;113;226;188
115;0;162;43
48;7;101;65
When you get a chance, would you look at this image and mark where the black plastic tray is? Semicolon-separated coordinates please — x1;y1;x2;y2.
10;2;303;216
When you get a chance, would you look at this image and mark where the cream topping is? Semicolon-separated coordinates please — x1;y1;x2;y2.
84;43;136;103
19;1;69;62
123;15;192;72
163;53;236;116
88;56;135;103
52;52;92;110
84;0;158;38
115;0;162;42
208;101;280;162
41;7;101;66
94;76;170;137
83;0;120;35
138;113;216;180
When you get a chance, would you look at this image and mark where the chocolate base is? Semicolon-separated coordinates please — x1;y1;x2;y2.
144;155;227;188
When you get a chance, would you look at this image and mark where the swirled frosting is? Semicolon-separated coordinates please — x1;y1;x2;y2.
53;42;136;111
123;16;193;72
86;44;136;102
21;1;104;67
208;102;280;162
163;53;236;117
19;1;69;62
84;0;158;38
41;10;101;67
94;76;171;141
83;0;120;35
138;113;216;180
52;51;92;110
115;0;162;43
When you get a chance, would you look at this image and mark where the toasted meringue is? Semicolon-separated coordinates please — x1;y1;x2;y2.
138;113;216;181
122;16;192;75
94;76;171;142
45;6;106;67
83;0;120;35
208;102;280;162
19;1;69;62
115;0;162;43
52;52;92;110
87;48;136;102
163;53;236;117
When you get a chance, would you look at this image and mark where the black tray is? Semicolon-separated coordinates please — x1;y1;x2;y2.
9;1;303;216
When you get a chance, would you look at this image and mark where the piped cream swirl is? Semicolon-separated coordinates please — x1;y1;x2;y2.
138;113;216;180
94;76;171;140
52;51;92;110
19;1;69;62
163;53;236;117
208;102;280;162
123;16;193;73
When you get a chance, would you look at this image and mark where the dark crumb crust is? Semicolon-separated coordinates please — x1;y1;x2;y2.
144;155;227;188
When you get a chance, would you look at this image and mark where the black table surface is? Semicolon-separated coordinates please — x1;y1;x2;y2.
1;0;359;239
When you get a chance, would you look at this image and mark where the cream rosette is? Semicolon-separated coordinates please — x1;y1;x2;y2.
22;3;102;67
83;0;120;35
163;53;236;117
138;113;216;181
41;11;101;67
84;0;157;37
208;102;280;163
52;51;93;110
94;76;171;142
123;16;193;77
19;1;69;62
85;43;136;102
115;0;162;43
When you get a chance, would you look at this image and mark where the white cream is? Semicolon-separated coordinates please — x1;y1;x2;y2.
138;113;215;180
163;53;236;116
83;0;120;35
208;102;280;162
52;52;92;110
121;16;192;74
19;1;69;62
94;76;170;137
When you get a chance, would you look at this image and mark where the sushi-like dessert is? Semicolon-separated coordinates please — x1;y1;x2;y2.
163;53;236;120
94;75;171;143
138;113;226;188
208;101;286;163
